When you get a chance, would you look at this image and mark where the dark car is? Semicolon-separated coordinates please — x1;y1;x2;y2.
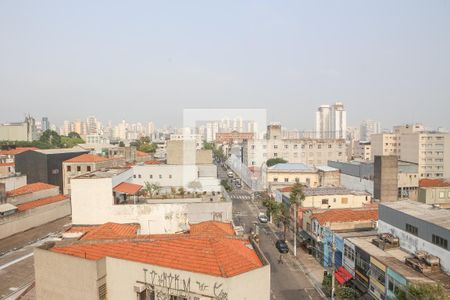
275;240;289;254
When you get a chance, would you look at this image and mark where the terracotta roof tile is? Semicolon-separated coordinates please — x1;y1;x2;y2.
190;221;235;236
81;223;140;240
16;194;68;211
51;235;262;277
113;182;142;195
144;160;162;165
0;162;15;167
136;150;150;157
7;182;58;197
64;154;110;163
312;208;378;225
419;178;450;188
0;147;37;156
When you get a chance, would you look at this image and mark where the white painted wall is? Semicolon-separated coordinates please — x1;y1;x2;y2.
378;220;450;274
0;175;26;192
8;186;59;205
71;177;231;234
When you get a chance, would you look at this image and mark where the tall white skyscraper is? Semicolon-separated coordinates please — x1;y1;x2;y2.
360;119;381;141
315;102;347;139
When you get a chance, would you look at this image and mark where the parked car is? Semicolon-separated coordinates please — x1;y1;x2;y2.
275;240;289;254
258;213;268;223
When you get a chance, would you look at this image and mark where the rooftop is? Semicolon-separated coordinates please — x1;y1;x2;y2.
33;148;89;155
144;160;163;165
0;147;37;156
50;221;263;278
269;163;315;172
0;162;14;167
380;200;450;230
16;194;68;211
67;222;140;240
312;208;378;225
75;167;130;179
316;165;339;172
189;221;235;236
0;203;17;213
113;182;143;195
419;178;450;188
64;154;110;163
281;186;370;196
7;182;58;197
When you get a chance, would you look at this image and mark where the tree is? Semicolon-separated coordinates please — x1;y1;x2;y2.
67;132;81;139
139;143;157;153
262;196;281;223
119;141;125;147
322;274;359;300
203;142;215;150
60;136;84;148
188;180;202;193
143;181;161;198
220;179;231;192
178;187;186;198
39;130;61;147
395;283;446;300
266;158;287;167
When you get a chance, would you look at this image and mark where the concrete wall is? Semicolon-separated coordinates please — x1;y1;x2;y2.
8;186;59;205
35;248;105;300
300;193;371;209
105;256;270;300
267;171;320;187
374;156;398;201
196;149;213;164
71;177;230;234
166;140;196;165
0;175;26;191
197;164;217;177
132;164;198;188
0;199;71;239
418;186;450;207
0;122;30;141
340;174;374;195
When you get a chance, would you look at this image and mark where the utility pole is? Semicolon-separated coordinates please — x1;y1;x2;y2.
293;195;298;257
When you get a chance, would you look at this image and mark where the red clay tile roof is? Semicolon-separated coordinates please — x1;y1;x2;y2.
279;186;293;193
51;235;262;277
189;221;235;236
80;223;139;240
144;160;162;165
136;150;149;157
0;147;37;156
7;182;58;197
0;162;14;167
312;208;378;225
113;182;142;195
16;194;68;211
64;154;110;163
419;178;450;188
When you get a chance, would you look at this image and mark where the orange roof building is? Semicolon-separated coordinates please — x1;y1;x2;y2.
113;182;143;195
7;182;58;197
311;208;378;226
64;154;110;163
35;221;270;299
0;147;37;156
16;194;68;211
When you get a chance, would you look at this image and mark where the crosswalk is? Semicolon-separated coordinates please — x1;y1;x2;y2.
229;191;252;200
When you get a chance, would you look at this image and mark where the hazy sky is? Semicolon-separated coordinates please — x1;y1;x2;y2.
1;1;449;130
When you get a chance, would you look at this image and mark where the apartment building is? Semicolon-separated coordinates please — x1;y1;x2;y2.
417;178;450;208
371;124;450;178
243;124;346;167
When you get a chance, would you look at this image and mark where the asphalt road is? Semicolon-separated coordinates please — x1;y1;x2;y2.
219;163;324;300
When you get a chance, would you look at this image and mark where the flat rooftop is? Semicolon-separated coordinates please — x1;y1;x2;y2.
380;200;450;230
269;163;315;172
75;168;130;179
34;148;89;155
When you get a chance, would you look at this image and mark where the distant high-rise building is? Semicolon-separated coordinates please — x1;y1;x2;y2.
87;116;98;135
41;117;50;132
360;119;381;141
315;102;347;139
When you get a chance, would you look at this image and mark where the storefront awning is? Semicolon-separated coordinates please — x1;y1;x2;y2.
335;266;353;285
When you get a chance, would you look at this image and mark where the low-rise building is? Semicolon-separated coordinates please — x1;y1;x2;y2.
71;168;231;234
215;130;254;144
266;163;340;190
0;173;27;193
378;200;450;274
418;178;450;208
62;154;122;194
34;221;270;300
6;182;60;205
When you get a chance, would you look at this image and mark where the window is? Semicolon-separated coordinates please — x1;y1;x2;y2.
439;191;445;198
341;197;348;204
87;166;91;172
284;145;288;149
169;174;172;179
77;166;81;172
371;264;385;286
406;224;418;236
344;244;355;260
274;153;278;157
295;178;300;183
98;283;107;300
133;175;136;178
67;165;71;172
159;174;162;179
284;178;289;183
322;199;329;205
149;174;153;179
432;234;448;249
274;145;278;149
273;177;278;182
138;174;142;178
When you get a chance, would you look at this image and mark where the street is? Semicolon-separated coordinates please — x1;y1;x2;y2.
219;163;325;300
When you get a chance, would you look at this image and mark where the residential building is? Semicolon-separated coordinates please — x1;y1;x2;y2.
243;124;346;168
371;124;450;178
215;131;254;144
15;148;89;192
266;163;340;190
70;168;231;234
170;133;203;149
34;221;270;300
315;102;347;139
378;200;450;274
6;182;59;205
0;162;14;177
353;141;371;161
41;117;50;132
63;154;123;194
360;119;381;141
0;116;37;141
418;178;450;208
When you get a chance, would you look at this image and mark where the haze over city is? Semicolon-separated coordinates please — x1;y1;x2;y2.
1;1;449;129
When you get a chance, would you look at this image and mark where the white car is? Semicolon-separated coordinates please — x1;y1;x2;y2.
258;213;268;223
